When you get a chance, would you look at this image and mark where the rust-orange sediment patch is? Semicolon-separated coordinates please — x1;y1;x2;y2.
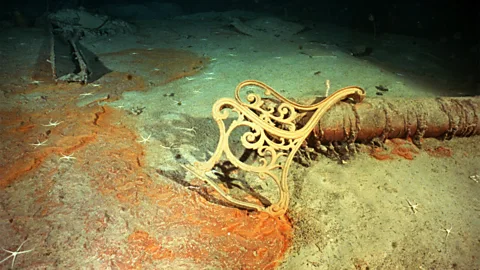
79;107;291;268
0;104;101;188
1;102;291;268
14;48;207;105
370;138;420;161
99;48;209;85
16;71;146;107
425;145;453;158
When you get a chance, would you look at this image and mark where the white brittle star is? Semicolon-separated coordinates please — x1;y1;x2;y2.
406;199;419;214
42;119;63;127
137;134;152;144
29;80;43;85
440;224;452;241
59;153;76;161
79;92;94;98
0;240;34;269
176;126;197;135
30;139;48;149
159;142;181;149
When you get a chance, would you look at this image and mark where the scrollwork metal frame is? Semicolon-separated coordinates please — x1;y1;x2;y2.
183;80;365;216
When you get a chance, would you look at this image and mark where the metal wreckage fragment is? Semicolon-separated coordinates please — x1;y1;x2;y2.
183;80;479;217
307;96;479;155
47;8;136;83
48;28;111;83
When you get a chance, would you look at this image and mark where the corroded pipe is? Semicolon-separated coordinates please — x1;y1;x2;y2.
313;97;479;146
